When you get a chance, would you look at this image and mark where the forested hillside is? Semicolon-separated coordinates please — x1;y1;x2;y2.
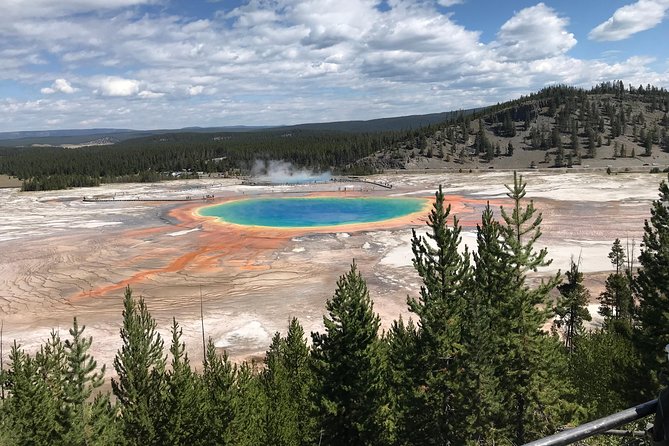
2;175;668;445
363;81;669;171
1;81;668;190
0;130;404;190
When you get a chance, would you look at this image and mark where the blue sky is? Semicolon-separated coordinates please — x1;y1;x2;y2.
0;0;668;132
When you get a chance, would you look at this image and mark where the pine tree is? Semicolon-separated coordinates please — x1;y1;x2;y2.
570;329;644;418
383;317;419;445
161;318;205;445
3;342;61;445
112;286;166;445
311;262;384;445
475;118;489;155
554;259;592;354
264;332;294;445
599;239;634;329
634;181;669;395
461;203;507;443
498;172;562;443
231;362;267;446
61;317;108;445
202;338;236;445
405;185;472;444
263;318;316;446
34;330;67;407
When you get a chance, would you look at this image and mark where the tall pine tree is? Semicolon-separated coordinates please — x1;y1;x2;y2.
263;318;316;446
112;286;166;445
311;262;384;445
405;185;472;444
201;338;236;445
499;172;563;443
554;259;591;354
634;181;669;395
599;239;634;331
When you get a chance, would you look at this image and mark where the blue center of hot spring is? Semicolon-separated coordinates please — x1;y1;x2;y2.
198;197;427;228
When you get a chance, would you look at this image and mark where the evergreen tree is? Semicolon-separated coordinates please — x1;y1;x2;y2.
462;203;507;443
609;238;626;274
161;318;205;445
634;181;669;395
405;185;472;444
554;259;591;354
383;317;419;445
571;124;579;151
263;318;316;446
34;330;67;408
86;393;120;445
311;262;384;445
3;342;62;445
61;317;109;445
570;329;644;418
231;362;267;446
598;239;634;328
498;172;563;443
112;286;166;445
201;339;236;445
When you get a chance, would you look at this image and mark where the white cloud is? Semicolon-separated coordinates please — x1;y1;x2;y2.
0;0;159;19
40;78;78;94
62;50;104;63
0;0;668;131
137;90;164;99
437;0;463;6
493;3;577;61
188;85;204;96
589;0;669;41
95;77;140;97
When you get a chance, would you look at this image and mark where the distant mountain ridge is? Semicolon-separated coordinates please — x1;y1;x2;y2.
280;110;480;133
0;126;270;147
0;110;478;147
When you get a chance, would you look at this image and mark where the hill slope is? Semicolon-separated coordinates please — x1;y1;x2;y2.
356;82;669;172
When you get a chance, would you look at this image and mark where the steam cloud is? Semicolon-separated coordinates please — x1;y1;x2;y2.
251;160;332;184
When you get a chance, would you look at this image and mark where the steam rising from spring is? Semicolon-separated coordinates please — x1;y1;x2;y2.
251;160;332;184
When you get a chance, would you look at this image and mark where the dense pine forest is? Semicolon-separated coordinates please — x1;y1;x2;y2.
1;81;669;191
2;174;669;445
0;130;404;191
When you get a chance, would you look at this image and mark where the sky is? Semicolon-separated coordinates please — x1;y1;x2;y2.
1;0;668;132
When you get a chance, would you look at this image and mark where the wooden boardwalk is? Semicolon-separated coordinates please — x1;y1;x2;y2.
83;196;214;203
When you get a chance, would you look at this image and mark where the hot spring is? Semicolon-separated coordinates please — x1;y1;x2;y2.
198;197;429;228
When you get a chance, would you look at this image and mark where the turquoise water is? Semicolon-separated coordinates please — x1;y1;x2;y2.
198;197;427;228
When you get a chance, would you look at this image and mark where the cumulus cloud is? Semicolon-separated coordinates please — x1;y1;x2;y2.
493;3;577;61
0;0;668;131
95;77;140;97
1;0;159;19
589;0;669;41
41;78;78;94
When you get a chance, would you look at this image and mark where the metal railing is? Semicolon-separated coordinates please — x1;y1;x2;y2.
523;399;657;446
